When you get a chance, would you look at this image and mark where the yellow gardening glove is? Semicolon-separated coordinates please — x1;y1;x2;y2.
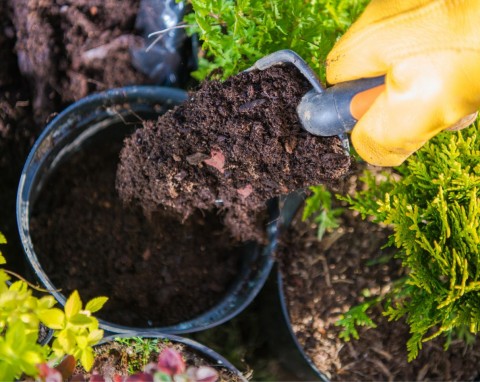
326;0;480;166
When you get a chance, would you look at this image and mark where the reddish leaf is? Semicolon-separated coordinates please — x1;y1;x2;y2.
37;363;63;382
186;366;219;382
143;362;158;374
90;372;106;382
157;347;186;375
55;354;76;380
204;149;225;174
113;375;124;382
70;374;87;382
236;184;253;199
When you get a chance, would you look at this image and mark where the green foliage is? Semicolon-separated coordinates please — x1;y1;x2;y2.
303;185;343;240
0;232;6;265
185;0;369;81
344;121;480;361
0;234;107;380
335;298;379;341
115;337;161;374
50;291;107;371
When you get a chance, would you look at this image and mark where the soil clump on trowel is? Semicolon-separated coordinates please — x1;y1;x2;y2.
116;65;353;241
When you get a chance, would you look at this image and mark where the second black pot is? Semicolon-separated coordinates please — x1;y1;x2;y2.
257;191;329;382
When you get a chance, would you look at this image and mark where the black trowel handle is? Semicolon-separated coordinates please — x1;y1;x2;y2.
297;75;385;137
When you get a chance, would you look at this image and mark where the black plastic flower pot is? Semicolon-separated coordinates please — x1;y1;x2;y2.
257;192;329;382
95;331;248;381
16;86;279;335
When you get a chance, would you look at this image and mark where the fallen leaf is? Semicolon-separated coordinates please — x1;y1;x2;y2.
204;149;225;174
237;184;253;199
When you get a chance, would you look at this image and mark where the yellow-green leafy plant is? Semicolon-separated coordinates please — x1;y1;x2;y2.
0;233;107;381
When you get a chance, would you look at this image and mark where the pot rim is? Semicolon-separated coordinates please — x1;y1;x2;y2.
275;191;330;382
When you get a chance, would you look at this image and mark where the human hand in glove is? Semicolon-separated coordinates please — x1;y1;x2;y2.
326;0;480;166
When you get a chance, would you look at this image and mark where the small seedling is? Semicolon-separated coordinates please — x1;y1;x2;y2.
302;185;343;240
115;337;160;374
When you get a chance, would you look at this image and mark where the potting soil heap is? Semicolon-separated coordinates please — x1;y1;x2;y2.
116;65;352;242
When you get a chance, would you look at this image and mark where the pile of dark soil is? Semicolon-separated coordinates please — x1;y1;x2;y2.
76;338;244;382
1;0;154;274
10;0;151;125
278;205;480;381
30;139;242;327
117;65;352;242
0;87;39;274
0;2;17;88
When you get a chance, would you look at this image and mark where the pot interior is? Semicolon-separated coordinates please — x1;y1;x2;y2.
17;86;277;334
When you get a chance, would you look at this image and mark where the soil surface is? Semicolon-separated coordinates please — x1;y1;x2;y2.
75;337;244;381
278;198;480;381
0;0;157;274
10;0;151;125
117;65;352;243
30;138;242;327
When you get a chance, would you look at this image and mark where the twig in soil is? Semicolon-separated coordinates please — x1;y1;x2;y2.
107;106;145;126
15;100;29;107
81;35;142;63
331;277;354;285
370;346;393;362
337;361;358;374
320;228;346;251
65;6;99;35
146;22;192;52
370;358;394;382
346;341;358;360
312;254;331;288
417;364;430;381
86;78;108;89
3;269;61;293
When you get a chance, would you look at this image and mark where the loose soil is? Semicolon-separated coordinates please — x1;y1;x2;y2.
278;195;480;381
0;0;156;274
10;0;151;125
30;138;242;327
117;65;352;243
74;337;244;382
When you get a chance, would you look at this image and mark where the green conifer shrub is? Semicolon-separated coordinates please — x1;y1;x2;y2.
343;121;480;360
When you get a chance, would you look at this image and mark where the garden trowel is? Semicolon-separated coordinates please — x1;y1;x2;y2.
246;49;385;137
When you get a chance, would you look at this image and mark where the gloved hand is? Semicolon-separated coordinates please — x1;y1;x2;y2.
326;0;480;166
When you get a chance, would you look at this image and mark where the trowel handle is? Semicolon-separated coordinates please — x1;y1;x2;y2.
297;75;385;137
